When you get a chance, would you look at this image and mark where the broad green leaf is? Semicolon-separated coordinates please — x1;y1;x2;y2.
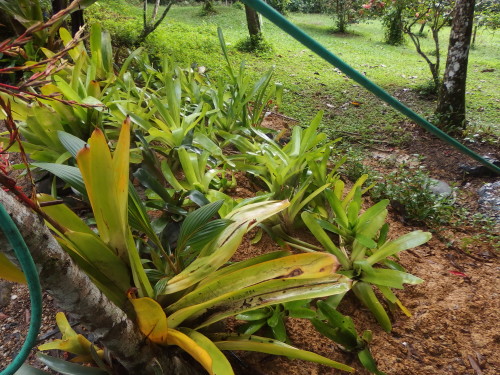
198;250;289;287
311;319;358;350
157;201;289;295
317;300;358;339
236;309;271;321
358;348;388;375
342;175;368;209
57;131;87;159
366;231;432;265
129;297;168;343
13;364;51;374
36;353;107;375
301;212;350;269
239;319;267;335
184;219;232;251
324;189;349;229
177;201;224;249
0;253;26;284
165;329;214;375
287;307;317;319
31;163;86;195
352;282;391;332
38;194;93;235
168;274;352;329
167;252;340;312
65;231;130;292
354;200;389;236
38;313;103;358
355;260;423;289
211;334;354;373
177;328;233;375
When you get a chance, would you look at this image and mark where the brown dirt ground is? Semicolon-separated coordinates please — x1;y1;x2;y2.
1;113;499;374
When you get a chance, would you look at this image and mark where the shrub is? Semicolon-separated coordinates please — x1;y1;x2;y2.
288;0;325;13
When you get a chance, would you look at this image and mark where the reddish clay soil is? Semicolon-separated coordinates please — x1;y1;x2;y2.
1;113;499;374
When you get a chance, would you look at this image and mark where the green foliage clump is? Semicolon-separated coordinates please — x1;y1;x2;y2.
288;0;324;13
85;0;141;47
369;164;456;227
383;5;404;45
144;21;219;65
267;0;292;14
235;33;274;54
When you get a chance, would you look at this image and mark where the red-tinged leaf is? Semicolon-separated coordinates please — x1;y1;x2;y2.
449;270;468;278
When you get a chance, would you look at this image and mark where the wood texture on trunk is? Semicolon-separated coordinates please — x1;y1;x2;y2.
244;5;262;37
0;189;201;375
436;0;476;129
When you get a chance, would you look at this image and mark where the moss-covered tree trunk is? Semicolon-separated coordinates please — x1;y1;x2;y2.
436;0;476;131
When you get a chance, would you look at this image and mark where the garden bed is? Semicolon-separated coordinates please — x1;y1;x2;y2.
1;114;498;375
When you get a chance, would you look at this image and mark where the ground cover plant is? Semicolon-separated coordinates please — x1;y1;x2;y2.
0;1;498;375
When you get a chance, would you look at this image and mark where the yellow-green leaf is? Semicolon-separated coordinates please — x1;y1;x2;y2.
166;329;214;375
38;313;103;359
177;328;233;375
0;253;26;284
168;253;340;312
129;297;169;344
211;333;354;373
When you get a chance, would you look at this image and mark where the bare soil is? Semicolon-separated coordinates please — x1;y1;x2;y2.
1;113;499;375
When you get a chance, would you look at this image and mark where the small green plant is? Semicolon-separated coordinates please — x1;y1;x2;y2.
370;164;456;227
313;301;387;375
236;299;316;343
236;34;274;54
302;175;431;332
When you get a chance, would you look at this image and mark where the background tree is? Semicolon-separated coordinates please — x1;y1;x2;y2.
326;0;364;33
472;0;500;46
402;0;455;92
267;0;292;13
201;0;217;15
435;0;476;132
382;0;405;45
137;0;173;43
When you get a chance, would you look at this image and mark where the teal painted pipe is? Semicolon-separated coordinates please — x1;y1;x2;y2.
0;204;42;375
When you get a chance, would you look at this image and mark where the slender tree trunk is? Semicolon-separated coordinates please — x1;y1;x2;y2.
436;0;476;131
70;9;84;36
152;0;161;22
419;21;426;34
245;5;262;38
0;189;201;375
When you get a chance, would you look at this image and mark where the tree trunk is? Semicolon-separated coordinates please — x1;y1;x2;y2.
152;0;161;22
436;0;476;131
245;5;262;38
0;189;201;375
70;9;84;36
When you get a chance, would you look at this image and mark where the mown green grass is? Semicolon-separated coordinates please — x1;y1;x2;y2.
86;2;500;144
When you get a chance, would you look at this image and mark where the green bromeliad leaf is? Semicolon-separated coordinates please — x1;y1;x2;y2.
155;200;290;296
210;333;354;373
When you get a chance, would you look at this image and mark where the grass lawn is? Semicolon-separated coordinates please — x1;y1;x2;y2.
87;2;500;146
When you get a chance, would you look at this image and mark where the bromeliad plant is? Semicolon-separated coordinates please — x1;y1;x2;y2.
36;118;355;374
227;111;344;233
302;175;431;332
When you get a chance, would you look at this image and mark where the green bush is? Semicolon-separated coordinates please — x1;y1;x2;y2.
267;0;292;14
369;164;456;227
288;0;324;13
85;0;141;47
